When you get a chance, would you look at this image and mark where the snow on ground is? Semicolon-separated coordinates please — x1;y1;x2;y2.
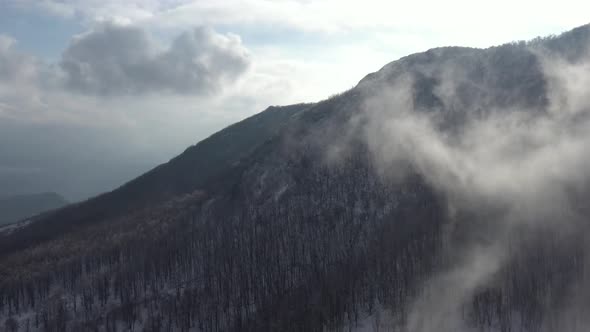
0;218;32;236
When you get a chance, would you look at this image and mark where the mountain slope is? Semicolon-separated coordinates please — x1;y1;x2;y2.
1;24;590;332
0;103;310;255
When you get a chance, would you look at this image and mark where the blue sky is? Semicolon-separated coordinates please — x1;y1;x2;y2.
0;0;588;200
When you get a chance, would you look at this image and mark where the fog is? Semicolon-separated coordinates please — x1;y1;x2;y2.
354;41;590;331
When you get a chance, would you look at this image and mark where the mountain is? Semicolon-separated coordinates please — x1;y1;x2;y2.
0;103;309;254
1;24;590;332
0;192;67;227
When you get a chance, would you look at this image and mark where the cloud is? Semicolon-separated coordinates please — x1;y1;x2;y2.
0;24;254;200
60;23;250;96
0;34;46;86
0;34;53;121
0;35;31;81
10;0;190;23
341;40;590;330
0;24;252;111
357;43;590;220
17;1;588;44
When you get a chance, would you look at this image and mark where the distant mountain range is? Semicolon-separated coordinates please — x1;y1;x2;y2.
1;24;590;331
0;192;67;226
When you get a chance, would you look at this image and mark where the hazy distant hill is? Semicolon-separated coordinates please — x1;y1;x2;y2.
0;192;67;226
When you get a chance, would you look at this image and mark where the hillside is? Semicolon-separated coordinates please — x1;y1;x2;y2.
1;24;590;332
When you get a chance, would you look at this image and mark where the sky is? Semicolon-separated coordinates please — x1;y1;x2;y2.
0;0;588;201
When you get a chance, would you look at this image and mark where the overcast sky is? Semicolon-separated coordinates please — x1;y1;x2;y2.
0;0;588;201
